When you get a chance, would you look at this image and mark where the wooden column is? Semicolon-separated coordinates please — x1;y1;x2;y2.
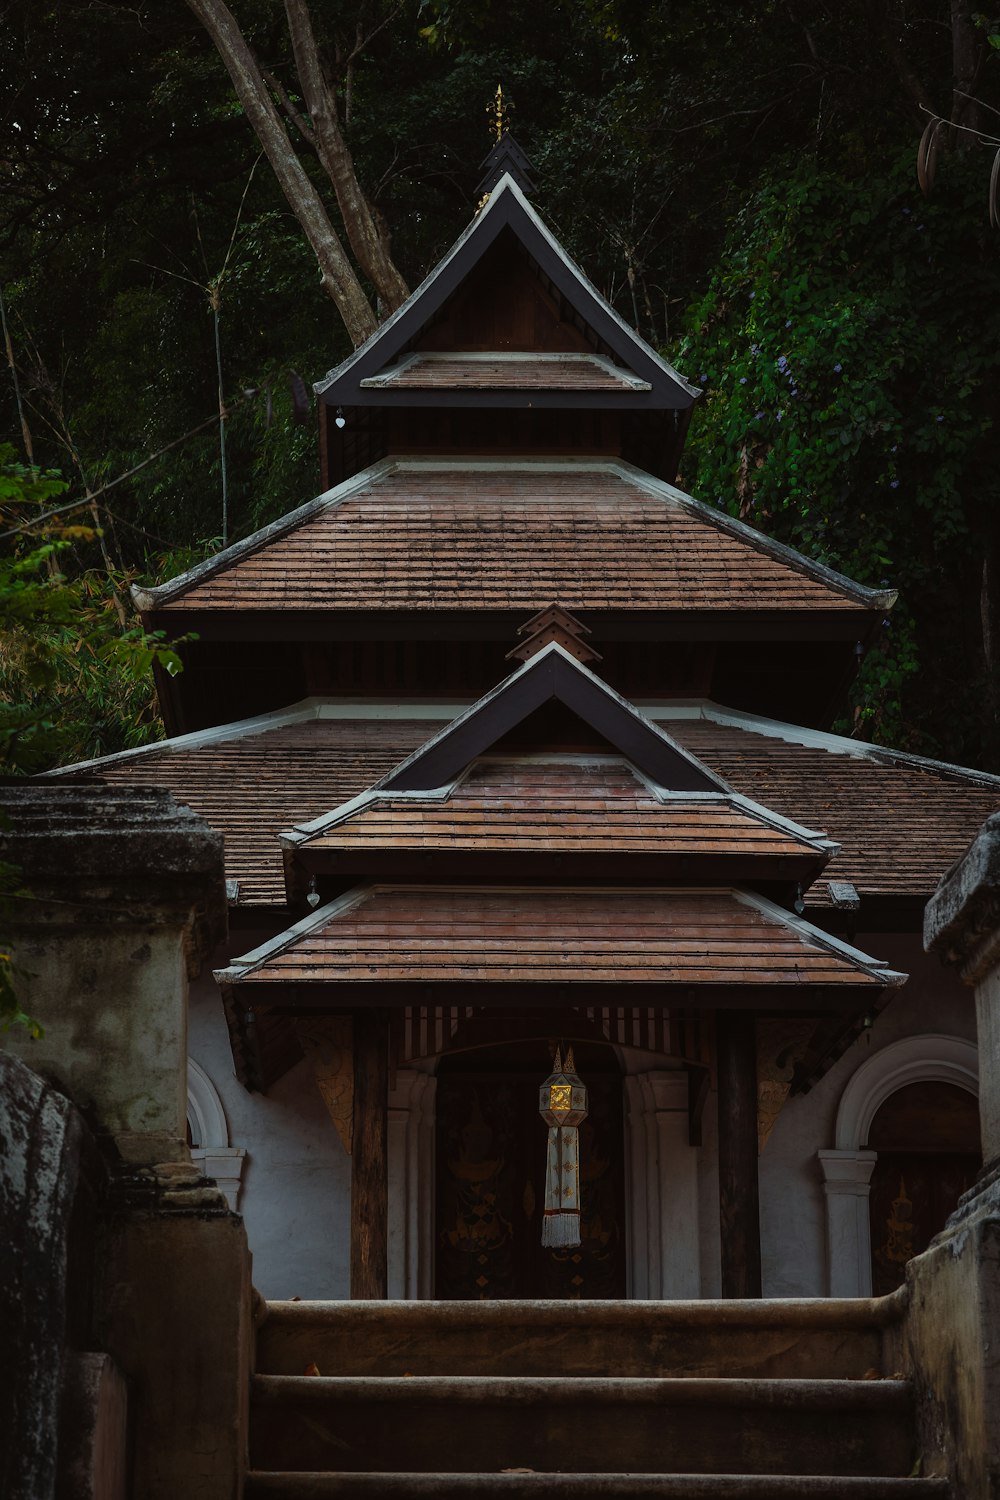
350;1008;389;1299
716;1010;762;1299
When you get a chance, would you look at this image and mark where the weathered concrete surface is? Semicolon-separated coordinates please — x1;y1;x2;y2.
244;1476;951;1499
1;783;252;1500
899;1193;1000;1498
925;808;1000;1167
256;1296;903;1380
0;782;225;1165
0;1050;81;1500
57;1352;128;1500
250;1373;915;1477
98;1199;253;1500
916;812;1000;1496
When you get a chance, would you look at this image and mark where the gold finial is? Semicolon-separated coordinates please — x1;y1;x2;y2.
490;84;509;143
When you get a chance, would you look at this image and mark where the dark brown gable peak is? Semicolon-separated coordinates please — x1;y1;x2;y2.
381;641;726;794
314;175;699;411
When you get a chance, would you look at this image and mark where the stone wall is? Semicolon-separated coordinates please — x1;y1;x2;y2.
915;812;1000;1498
1;783;252;1500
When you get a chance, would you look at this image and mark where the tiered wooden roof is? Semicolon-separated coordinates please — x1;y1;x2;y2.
133;459;894;620
283;754;835;888
217;885;904;1000
52;696;1000;912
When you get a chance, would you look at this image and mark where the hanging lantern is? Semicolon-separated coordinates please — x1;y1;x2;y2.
538;1045;588;1248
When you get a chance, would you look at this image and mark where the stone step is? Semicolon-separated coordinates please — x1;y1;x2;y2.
248;1375;915;1478
245;1473;950;1499
256;1296;902;1380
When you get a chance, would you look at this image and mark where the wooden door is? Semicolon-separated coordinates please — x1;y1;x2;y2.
435;1042;626;1299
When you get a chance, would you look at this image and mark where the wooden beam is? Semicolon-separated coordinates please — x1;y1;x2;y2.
717;1010;762;1299
350;1008;389;1299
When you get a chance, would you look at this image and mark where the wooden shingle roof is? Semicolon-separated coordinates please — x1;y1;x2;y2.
359;353;650;392
663;711;1000;905
217;885;905;992
286;755;833;879
133;460;894;618
52;712;449;905
49;700;1000;911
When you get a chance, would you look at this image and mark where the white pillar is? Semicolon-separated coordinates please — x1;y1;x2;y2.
388;1070;437;1298
625;1069;701;1298
818;1148;877;1297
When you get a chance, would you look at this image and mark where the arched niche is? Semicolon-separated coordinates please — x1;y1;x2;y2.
818;1035;979;1297
187;1057;246;1211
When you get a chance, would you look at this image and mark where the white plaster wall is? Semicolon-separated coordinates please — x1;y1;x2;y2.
187;930;352;1301
756;932;977;1298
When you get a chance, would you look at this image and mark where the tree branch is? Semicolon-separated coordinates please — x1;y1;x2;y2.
185;0;378;346
283;0;409;313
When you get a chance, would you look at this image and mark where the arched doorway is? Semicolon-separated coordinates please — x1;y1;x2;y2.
434;1038;626;1299
867;1079;981;1296
819;1034;980;1296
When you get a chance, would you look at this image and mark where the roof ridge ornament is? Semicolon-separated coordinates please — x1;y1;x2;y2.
476;90;535;200
507;603;602;666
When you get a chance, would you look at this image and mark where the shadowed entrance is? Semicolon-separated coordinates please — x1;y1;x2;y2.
435;1039;625;1299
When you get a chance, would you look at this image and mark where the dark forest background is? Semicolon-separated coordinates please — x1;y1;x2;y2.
2;0;999;771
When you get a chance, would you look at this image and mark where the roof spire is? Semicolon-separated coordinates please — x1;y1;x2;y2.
490;84;509;143
476;87;536;200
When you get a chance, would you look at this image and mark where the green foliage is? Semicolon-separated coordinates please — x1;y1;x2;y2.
678;147;1000;761
0;446;195;772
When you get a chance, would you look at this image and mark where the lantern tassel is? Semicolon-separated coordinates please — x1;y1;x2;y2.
541;1122;582;1248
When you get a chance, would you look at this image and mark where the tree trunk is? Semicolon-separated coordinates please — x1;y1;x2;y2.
951;0;987;139
284;0;409;314
186;0;378;347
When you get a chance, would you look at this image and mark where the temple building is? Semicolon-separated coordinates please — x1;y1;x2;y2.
55;140;999;1307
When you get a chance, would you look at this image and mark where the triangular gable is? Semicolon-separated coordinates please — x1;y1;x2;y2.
314;175;699;408
366;641;727;794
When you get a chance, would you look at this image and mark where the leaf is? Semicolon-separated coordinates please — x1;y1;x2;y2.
916;117;943;196
990;147;1000;229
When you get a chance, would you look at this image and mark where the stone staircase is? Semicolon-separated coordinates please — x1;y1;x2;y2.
244;1296;948;1498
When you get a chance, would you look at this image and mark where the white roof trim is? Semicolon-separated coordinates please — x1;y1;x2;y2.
44;696;469;778
731;888;907;984
214;882;375;980
131;456;400;610
645;700;1000;789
